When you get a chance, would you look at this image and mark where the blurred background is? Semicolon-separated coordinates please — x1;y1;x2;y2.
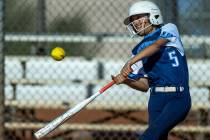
0;0;210;139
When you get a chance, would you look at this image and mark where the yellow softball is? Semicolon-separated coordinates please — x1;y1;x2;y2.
51;47;65;61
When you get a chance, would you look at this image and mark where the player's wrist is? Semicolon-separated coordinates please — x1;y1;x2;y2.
126;60;133;65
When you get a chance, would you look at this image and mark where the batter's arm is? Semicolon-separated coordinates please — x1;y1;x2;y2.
130;38;169;64
111;74;149;92
123;77;149;92
121;38;169;77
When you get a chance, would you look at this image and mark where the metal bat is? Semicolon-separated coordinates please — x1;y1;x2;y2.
34;80;115;139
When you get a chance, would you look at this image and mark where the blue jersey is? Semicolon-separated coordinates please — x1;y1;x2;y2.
128;23;189;87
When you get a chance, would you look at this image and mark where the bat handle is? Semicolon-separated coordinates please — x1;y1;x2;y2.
99;80;115;94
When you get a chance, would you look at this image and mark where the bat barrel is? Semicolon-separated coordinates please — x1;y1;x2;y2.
34;81;115;139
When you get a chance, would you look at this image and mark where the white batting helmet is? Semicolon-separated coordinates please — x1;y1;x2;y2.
124;1;163;25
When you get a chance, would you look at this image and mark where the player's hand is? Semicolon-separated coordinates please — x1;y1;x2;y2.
111;74;127;85
121;61;133;77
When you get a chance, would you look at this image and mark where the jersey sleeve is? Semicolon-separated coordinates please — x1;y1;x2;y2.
159;23;185;56
159;23;178;42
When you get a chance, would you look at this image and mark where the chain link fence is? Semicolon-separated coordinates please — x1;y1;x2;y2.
1;0;210;140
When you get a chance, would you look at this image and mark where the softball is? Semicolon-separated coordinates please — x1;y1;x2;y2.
51;47;65;61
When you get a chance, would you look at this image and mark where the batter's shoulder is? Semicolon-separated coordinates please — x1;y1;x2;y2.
162;23;179;32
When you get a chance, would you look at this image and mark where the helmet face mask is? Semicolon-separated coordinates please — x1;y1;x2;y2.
127;16;152;37
124;1;163;37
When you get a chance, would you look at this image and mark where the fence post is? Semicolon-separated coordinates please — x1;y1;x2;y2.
0;0;5;140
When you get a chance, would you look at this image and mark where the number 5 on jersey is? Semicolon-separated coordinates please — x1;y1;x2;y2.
168;51;179;67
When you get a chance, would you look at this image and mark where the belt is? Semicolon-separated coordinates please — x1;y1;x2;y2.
151;86;184;93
